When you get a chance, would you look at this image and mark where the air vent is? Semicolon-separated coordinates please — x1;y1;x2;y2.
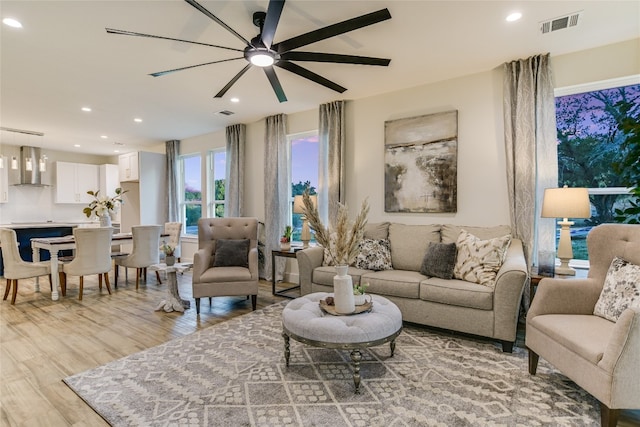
540;11;581;34
217;110;235;116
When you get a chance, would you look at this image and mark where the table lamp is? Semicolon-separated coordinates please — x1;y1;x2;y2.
541;186;591;275
293;194;317;248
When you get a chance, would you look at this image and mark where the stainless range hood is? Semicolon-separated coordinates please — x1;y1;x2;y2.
15;146;48;187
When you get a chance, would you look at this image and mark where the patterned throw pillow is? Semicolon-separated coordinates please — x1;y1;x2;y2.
354;238;393;271
420;242;457;279
453;230;511;288
594;257;640;322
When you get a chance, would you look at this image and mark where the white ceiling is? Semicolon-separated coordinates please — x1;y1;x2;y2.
1;0;638;156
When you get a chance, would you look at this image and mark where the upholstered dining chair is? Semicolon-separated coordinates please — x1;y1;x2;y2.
0;228;52;304
163;222;182;262
192;217;259;314
114;225;162;289
58;227;113;300
526;224;640;427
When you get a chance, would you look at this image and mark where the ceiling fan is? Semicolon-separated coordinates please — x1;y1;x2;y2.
106;0;391;103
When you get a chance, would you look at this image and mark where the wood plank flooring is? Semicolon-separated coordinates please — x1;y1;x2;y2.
1;272;638;426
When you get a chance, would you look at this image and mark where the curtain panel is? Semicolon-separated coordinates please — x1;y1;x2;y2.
225;124;246;217
263;114;289;282
318;100;346;227
165;140;180;223
503;53;558;310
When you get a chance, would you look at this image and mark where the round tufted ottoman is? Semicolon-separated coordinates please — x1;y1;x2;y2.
282;292;403;393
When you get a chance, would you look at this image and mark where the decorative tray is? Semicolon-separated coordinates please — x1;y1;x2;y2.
319;299;373;316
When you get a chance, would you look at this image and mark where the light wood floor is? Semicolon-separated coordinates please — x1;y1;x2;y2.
1;272;638;426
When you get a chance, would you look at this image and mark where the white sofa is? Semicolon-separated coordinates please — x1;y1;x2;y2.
296;222;529;352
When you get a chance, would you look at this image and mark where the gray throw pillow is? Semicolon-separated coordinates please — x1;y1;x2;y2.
420;242;457;279
213;239;250;268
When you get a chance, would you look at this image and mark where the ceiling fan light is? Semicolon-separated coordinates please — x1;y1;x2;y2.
250;52;274;67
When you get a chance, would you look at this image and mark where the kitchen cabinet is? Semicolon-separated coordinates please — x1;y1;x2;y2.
119;152;139;182
0;156;8;203
100;164;120;197
55;161;99;204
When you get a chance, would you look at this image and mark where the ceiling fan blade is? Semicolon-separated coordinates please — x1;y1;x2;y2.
281;51;390;66
274;8;391;53
261;0;285;49
150;57;244;77
214;64;252;98
276;61;346;93
105;28;243;52
184;0;251;46
263;66;287;103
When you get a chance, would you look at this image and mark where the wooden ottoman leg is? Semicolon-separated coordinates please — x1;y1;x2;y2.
350;349;363;394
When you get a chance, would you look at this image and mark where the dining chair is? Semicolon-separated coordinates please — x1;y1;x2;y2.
114;225;162;289
0;228;52;305
58;227;114;300
163;222;182;262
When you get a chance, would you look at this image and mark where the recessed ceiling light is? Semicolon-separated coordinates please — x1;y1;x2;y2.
134;118;142;123
100;135;108;139
74;144;81;148
506;12;522;22
81;107;92;112
114;150;120;153
230;97;240;103
3;18;22;28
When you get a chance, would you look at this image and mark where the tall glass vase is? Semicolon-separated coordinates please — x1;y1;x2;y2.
333;264;355;314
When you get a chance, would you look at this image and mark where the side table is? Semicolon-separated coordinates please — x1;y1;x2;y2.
272;249;301;298
530;267;588;302
151;262;193;312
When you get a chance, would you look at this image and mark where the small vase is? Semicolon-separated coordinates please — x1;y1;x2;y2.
354;294;366;305
99;213;112;227
165;255;176;266
333;265;355;314
280;242;291;251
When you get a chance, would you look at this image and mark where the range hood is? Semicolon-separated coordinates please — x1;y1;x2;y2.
15;146;48;187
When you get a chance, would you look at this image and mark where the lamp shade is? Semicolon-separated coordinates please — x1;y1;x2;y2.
541;187;591;219
293;195;317;214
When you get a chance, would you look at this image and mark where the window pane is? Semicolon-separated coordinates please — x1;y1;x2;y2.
291;133;319;242
184;156;202;202
185;204;201;236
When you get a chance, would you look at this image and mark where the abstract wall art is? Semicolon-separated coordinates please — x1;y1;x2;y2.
384;110;458;213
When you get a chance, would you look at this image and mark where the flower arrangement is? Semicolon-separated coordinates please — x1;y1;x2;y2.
160;241;175;257
280;225;293;243
83;187;128;218
301;189;369;266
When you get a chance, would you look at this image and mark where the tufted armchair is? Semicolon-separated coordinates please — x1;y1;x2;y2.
192;217;259;314
526;224;640;427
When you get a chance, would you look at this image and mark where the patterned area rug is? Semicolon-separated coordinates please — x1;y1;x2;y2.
64;302;599;426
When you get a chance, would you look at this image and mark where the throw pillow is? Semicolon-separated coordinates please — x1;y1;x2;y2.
593;257;640;322
212;239;250;268
354;238;393;271
420;242;457;279
453;230;511;288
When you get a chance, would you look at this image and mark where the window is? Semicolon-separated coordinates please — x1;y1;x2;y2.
180;154;202;236
289;131;319;241
208;149;226;218
555;76;640;259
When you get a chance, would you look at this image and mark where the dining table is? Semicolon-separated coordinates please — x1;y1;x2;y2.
31;232;168;301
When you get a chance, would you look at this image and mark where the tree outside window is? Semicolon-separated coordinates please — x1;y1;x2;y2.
209;149;226;218
555;80;640;259
290;132;318;242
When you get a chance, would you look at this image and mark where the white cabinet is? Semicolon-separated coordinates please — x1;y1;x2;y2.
100;164;120;197
119;152;139;182
0;156;8;203
55;161;99;204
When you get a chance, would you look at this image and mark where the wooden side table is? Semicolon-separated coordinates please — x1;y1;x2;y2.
530;267;588;302
272;249;301;298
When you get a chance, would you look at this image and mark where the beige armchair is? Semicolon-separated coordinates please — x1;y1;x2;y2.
192;217;258;314
526;224;640;427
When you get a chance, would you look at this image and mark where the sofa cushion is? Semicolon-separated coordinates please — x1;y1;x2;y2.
594;257;640;322
388;223;441;271
312;265;371;287
441;224;512;244
362;270;422;299
420;278;493;310
453;230;511;288
212;239;249;268
528;314;613;364
420;242;457;279
364;222;390;240
354;238;393;271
